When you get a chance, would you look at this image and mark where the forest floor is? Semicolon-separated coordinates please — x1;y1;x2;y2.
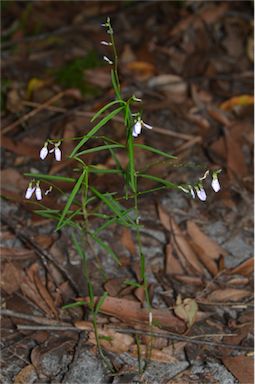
1;1;254;383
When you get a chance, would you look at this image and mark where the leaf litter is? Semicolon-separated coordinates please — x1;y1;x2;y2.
1;1;253;383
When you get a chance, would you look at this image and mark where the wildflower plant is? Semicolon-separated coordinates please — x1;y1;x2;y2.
24;17;221;370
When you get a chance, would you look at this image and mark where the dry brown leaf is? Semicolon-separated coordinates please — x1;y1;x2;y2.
14;364;38;384
229;258;253;276
104;278;125;297
1;247;36;261
207;106;232;127
173;275;203;286
148;74;187;103
130;345;177;364
222;356;254;384
158;205;171;231
170;3;229;36
189;240;218;276
1;168;28;194
126;61;155;80
187;221;227;260
32;268;58;318
1;135;40;159
174;295;198;328
170;217;205;275
33;235;55;250
1;263;24;294
121;228;136;255
89;328;133;354
224;127;249;178
165;243;184;275
207;288;251;302
80;296;186;333
85;68;111;89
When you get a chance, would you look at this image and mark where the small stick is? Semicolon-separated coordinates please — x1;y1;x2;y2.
2;91;66;134
0;309;70;326
21;101;196;141
17;324;80;332
115;327;253;352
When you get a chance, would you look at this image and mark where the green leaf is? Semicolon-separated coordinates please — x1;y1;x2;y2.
94;208;137;234
90;187;132;226
91;100;125;122
62;301;85;309
138;173;178;189
95;292;108;315
76;143;125;157
111;69;121;99
123;280;141;288
134;144;176;159
56;169;86;230
70;106;124;157
24;173;76;183
88;166;122;174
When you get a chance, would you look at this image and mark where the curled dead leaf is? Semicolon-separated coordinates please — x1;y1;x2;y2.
174;295;198;328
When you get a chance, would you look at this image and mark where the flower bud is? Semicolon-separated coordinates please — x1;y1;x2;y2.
103;56;113;64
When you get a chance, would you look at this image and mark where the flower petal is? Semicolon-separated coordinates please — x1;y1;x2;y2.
133;121;142;135
143;122;153;130
35;187;42;201
197;188;207;201
25;186;35;199
40;146;48;160
54;147;61;161
211;178;220;192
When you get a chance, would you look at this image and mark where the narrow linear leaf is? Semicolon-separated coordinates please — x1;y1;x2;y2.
138;173;178;189
88;166;122;174
91;100;125;122
56;169;86;230
57;208;83;231
70;106;124;157
124;280;141;288
95;292;108;315
94;208;137;235
24;173;76;183
134;144;176;159
76;143;124;157
62;301;85;309
111;69;121;99
90;186;130;226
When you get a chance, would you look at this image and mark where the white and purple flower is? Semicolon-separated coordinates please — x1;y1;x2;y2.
211;172;221;192
25;182;43;201
40;141;61;161
132;118;152;138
